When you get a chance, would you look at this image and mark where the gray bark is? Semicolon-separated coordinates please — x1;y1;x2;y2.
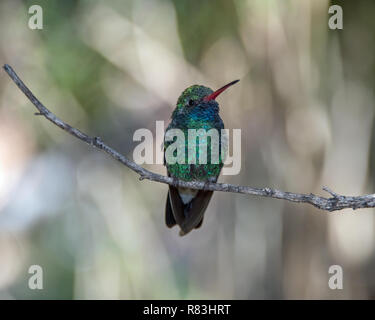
3;64;375;212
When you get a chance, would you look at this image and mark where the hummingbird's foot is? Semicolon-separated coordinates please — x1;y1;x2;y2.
171;176;180;188
203;180;211;191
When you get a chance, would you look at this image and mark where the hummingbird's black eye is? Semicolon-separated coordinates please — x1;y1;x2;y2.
188;99;194;107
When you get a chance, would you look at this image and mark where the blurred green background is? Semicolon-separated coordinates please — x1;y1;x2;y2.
1;0;375;299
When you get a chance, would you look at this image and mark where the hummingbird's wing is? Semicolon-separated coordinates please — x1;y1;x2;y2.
165;191;176;228
166;185;187;229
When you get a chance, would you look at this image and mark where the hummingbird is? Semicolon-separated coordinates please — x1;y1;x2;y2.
164;80;239;236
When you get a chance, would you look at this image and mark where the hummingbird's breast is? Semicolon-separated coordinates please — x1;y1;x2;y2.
164;104;226;182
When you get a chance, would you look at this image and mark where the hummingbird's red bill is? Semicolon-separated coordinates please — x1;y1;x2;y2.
203;79;240;102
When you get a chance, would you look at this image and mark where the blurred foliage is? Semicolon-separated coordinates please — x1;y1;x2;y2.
0;0;375;299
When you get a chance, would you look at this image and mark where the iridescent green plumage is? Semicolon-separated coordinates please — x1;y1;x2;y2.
164;81;238;236
165;85;225;181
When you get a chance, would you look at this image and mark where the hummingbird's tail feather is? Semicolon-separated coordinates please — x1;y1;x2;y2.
195;216;204;229
179;190;213;236
165;193;176;228
165;191;204;228
165;186;213;236
167;185;188;231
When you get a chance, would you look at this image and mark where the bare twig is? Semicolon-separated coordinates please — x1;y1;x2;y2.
3;64;375;212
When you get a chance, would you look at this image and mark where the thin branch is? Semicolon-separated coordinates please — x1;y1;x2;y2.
3;64;375;212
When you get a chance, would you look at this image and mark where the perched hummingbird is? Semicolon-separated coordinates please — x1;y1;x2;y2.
164;80;239;236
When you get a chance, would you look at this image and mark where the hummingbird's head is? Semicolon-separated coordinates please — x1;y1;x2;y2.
173;80;239;117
